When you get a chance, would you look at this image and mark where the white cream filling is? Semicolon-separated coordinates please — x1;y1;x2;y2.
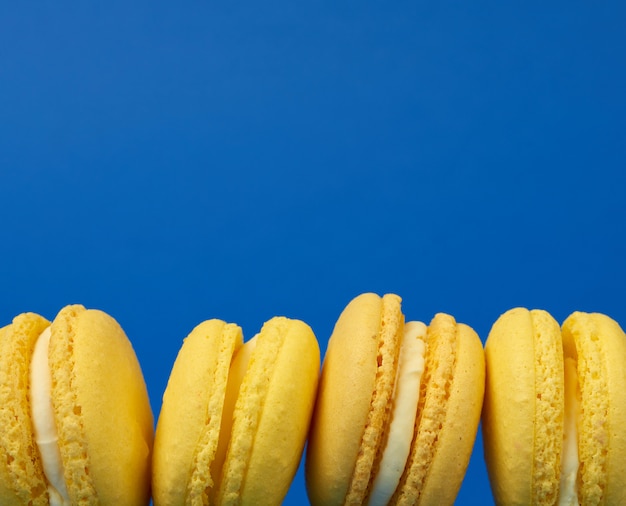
30;326;71;506
368;321;427;506
558;357;580;505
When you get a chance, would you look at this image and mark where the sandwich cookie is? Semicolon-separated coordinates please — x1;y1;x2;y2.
0;305;154;505
482;308;626;505
305;293;485;506
152;316;320;506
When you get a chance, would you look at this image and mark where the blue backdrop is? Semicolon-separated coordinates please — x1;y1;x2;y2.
2;3;625;504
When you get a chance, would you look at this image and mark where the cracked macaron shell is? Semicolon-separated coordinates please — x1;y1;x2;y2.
0;312;51;505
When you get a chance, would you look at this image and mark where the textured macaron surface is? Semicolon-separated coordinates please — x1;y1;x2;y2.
562;312;626;505
217;317;320;505
0;306;154;506
393;313;484;506
306;293;403;506
306;294;484;506
482;308;564;506
152;319;243;506
0;313;51;505
483;308;626;505
154;316;320;506
49;305;154;506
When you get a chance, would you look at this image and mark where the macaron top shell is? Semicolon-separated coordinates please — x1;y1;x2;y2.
306;293;403;506
393;313;485;506
482;307;564;506
152;319;244;505
49;305;154;505
561;312;626;505
0;313;50;505
217;317;320;505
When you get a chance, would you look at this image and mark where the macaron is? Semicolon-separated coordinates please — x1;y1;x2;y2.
0;305;154;505
305;293;485;506
152;316;320;506
482;308;626;505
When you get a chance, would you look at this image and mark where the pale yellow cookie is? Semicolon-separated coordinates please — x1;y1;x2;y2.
483;308;626;505
0;305;154;505
153;316;320;506
306;293;485;506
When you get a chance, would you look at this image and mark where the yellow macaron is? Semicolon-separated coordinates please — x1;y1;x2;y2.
482;308;626;505
305;292;485;506
0;305;154;505
152;316;320;506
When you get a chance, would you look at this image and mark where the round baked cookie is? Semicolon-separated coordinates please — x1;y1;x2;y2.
306;293;485;506
152;316;320;506
0;305;154;505
482;308;626;505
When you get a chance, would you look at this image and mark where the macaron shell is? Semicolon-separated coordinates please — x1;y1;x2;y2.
482;307;563;506
49;305;154;505
0;313;50;505
305;293;403;506
345;294;403;506
393;314;485;506
152;319;243;506
562;312;626;505
216;317;320;505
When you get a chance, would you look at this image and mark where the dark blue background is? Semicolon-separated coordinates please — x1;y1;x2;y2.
2;3;625;504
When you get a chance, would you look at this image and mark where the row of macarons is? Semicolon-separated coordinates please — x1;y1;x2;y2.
1;293;624;505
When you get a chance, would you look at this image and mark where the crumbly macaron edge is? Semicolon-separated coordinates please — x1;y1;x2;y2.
216;316;290;504
0;313;50;505
562;312;609;505
186;321;242;504
344;293;403;506
152;319;243;506
48;305;98;504
529;309;564;506
237;317;321;504
586;313;626;505
398;318;485;506
391;312;459;505
305;292;384;506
